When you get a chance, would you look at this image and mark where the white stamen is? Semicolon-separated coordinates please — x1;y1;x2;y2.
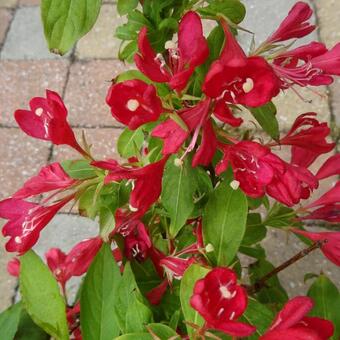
174;158;183;167
15;236;22;244
205;243;214;253
129;204;138;212
242;78;254;93
230;180;240;190
126;99;140;112
35;108;44;116
220;285;234;299
165;40;176;50
55;268;62;275
230;311;236;320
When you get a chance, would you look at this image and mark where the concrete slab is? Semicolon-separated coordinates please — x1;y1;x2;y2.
0;8;12;45
0;0;17;8
1;6;62;59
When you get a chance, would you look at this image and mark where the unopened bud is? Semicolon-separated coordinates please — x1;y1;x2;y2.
230;180;240;190
205;243;214;253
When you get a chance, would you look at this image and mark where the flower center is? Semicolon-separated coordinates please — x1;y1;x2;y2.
126;99;140;112
242;78;254;93
219;285;234;299
35;107;44;116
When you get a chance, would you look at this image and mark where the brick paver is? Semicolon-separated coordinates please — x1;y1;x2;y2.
0;60;69;126
0;8;12;45
64;60;127;127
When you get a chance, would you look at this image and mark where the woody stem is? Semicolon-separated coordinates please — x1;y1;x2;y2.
246;240;327;294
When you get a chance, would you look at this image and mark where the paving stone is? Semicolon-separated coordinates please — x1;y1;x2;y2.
0;8;12;45
0;128;50;199
238;0;317;52
19;0;39;5
0;60;69;126
0;0;17;8
52;127;122;163
0;233;17;311
75;4;123;59
64;60;127;127
1;6;62;59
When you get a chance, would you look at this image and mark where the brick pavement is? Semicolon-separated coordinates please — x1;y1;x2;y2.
0;0;339;310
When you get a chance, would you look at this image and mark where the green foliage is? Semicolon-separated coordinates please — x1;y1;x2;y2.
0;302;22;340
203;181;248;266
61;159;97;179
81;243;121;340
20;251;69;340
41;0;102;55
118;127;145;159
308;275;340;339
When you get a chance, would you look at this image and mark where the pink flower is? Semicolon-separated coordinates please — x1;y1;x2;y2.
106;80;163;130
280;113;335;168
306;181;340;209
0;196;73;254
123;221;152;262
135;11;208;92
261;296;334;340
292;229;340;267
266;2;315;44
160;256;196;280
7;258;20;277
300;204;340;223
14;90;85;155
92;157;168;216
316;154;340;180
203;21;280;108
216;141;285;198
13;162;76;199
190;268;256;337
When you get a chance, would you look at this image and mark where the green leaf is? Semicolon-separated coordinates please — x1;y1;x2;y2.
115;334;152;340
125;298;153;333
119;41;138;63
242;213;267;246
146;323;178;338
249;102;280;140
117;0;139;15
264;203;298;228
203;181;248;266
41;0;102;55
198;0;246;24
99;207;115;241
117;127;144;159
162;157;196;237
116;70;151;84
241;298;274;339
61;160;96;179
307;274;340;339
180;264;210;337
15;308;50;340
80;243;121;340
20;250;69;340
0;302;22;340
249;259;288;305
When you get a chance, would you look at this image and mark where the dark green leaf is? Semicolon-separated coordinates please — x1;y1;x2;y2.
242;213;267;246
239;244;266;259
117;0;139;16
249;259;288;305
115;334;151;340
180;264;210;337
249;102;280;140
126;298;153;333
146;323;178;338
0;302;22;340
117;127;144;159
20;251;69;340
307;274;340;339
203;181;248;266
241;298;274;339
119;41;138;63
61;160;96;179
80;243;121;340
162;157;196;237
41;0;102;55
265;203;298;228
198;0;246;24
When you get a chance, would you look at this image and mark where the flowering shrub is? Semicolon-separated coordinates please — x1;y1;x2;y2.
1;0;340;339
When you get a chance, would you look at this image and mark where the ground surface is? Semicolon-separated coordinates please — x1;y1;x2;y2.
0;0;339;310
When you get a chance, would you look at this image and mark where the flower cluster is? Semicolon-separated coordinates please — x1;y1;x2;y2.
1;1;339;339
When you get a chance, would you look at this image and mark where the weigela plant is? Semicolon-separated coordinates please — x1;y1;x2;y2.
1;1;340;339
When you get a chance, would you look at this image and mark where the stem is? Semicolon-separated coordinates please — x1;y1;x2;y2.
247;240;327;294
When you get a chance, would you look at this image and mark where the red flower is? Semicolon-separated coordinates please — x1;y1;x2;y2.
261;296;334;340
135;11;208;92
266;162;318;207
7;258;20;277
292;229;340;267
13;162;76;199
316;154;340;180
279;113;335;168
306;181;340;209
123;221;152;262
300;204;340;223
92;157;168;216
265;2;315;44
0;196;73;254
160;256;195;280
106;80;163;130
216;141;285;198
203;21;280;108
14;90;85;155
190;267;256;337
